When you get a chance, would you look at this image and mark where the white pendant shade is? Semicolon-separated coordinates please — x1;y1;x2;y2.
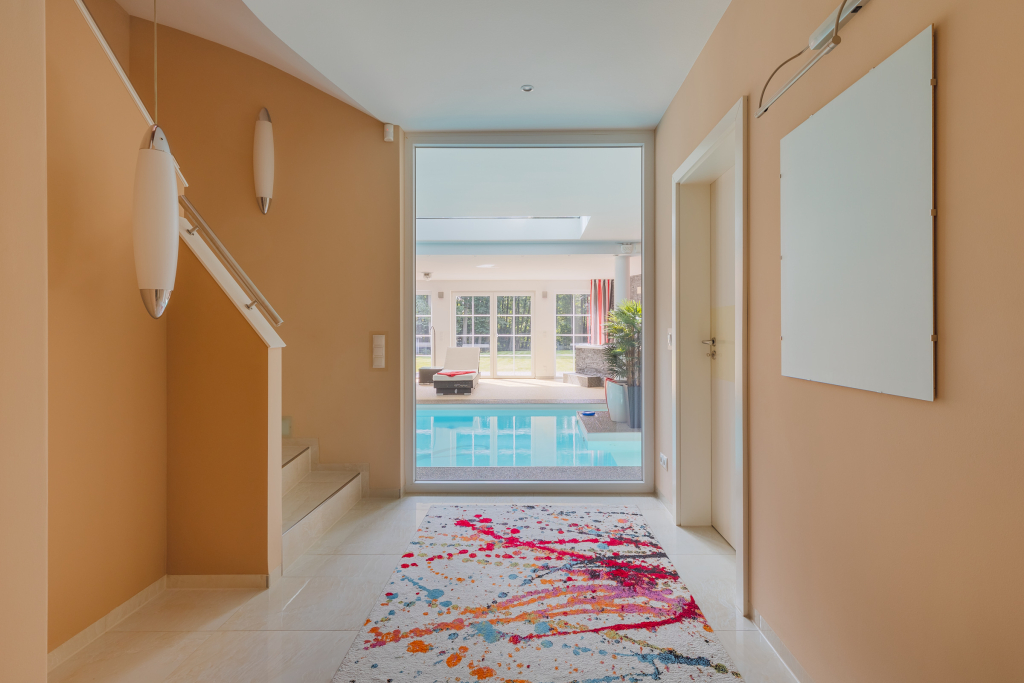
254;108;274;214
132;125;179;318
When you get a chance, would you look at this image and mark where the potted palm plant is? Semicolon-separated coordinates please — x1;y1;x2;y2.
603;300;642;428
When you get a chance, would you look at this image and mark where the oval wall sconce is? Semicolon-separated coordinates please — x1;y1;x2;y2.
254;107;274;214
132;124;180;319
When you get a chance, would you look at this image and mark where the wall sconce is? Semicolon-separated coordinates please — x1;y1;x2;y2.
133;125;179;318
756;0;869;118
254;107;274;214
384;123;394;142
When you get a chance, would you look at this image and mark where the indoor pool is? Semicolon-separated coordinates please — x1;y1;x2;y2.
415;407;641;468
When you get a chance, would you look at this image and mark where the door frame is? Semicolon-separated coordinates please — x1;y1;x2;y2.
401;130;655;494
671;98;750;615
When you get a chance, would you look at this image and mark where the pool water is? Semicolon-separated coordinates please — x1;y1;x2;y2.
415;408;641;468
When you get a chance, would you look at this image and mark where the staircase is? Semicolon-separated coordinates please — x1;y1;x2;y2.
281;439;362;567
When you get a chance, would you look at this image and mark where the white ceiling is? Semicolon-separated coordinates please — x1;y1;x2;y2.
114;0;369;114
417;254;640;281
130;0;730;131
417;147;641;241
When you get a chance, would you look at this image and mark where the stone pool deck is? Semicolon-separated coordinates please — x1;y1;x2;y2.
576;410;641;441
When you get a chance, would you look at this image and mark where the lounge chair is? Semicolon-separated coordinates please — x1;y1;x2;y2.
433;346;481;395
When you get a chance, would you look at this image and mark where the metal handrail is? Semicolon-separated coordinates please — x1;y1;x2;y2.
178;195;284;327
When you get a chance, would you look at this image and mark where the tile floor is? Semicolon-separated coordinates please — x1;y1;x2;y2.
49;495;799;683
416;377;605;404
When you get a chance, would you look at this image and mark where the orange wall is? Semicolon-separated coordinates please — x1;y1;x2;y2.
129;21;403;492
82;0;129;73
654;0;1024;680
0;0;49;679
45;0;168;652
166;247;273;575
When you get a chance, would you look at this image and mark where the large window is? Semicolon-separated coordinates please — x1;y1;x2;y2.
555;293;590;375
416;294;432;370
496;295;532;377
455;295;491;376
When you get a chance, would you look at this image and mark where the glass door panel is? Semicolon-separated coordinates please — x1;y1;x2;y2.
554;293;590;376
454;295;492;375
496;295;532;376
415;293;432;371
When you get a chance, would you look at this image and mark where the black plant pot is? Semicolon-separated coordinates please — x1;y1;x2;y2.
626;384;642;429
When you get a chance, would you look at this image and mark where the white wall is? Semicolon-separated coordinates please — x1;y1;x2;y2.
417;279;590;378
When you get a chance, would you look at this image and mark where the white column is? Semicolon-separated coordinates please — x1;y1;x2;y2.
614;254;630;307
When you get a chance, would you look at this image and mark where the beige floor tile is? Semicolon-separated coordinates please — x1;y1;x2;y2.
668;553;758;631
354;496;414;511
111;589;260;632
284;553;401;579
311;516;420;555
164;630;356;683
48;631;211;683
714;630;800;683
411;495;518;504
642;517;737;555
220;576;386;631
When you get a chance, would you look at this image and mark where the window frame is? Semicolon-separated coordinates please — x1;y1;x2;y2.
402;130;655;495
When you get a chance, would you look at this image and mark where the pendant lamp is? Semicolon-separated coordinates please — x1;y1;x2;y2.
132;0;178;319
133;124;179;318
254;108;274;214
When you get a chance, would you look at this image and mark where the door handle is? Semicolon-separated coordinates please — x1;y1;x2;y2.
702;337;716;359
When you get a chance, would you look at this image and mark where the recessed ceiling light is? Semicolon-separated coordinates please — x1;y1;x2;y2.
477;264;496;268
521;84;534;92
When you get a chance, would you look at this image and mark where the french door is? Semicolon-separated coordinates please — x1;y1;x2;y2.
454;293;533;377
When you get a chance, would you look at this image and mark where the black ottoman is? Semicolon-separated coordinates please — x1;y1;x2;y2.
419;367;442;385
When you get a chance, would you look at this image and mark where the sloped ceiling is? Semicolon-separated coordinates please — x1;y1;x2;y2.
119;0;731;131
114;0;370;115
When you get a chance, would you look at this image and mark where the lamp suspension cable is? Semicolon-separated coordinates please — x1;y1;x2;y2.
833;0;848;45
758;47;808;110
153;0;158;123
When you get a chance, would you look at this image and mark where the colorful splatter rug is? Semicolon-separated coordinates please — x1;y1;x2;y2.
334;504;741;682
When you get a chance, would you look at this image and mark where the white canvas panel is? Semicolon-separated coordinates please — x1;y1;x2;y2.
781;26;934;401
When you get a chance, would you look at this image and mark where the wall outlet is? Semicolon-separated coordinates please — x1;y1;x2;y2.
659;452;668;470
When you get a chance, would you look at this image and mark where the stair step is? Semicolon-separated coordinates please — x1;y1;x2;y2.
282;448;311;495
282;471;361;568
282;443;310;467
283;471;359;533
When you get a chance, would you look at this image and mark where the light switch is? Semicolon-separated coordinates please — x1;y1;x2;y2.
372;334;385;369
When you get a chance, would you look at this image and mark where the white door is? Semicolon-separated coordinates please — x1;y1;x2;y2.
710;166;737;549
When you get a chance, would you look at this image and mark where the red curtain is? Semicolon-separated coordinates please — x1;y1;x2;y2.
589;279;613;345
